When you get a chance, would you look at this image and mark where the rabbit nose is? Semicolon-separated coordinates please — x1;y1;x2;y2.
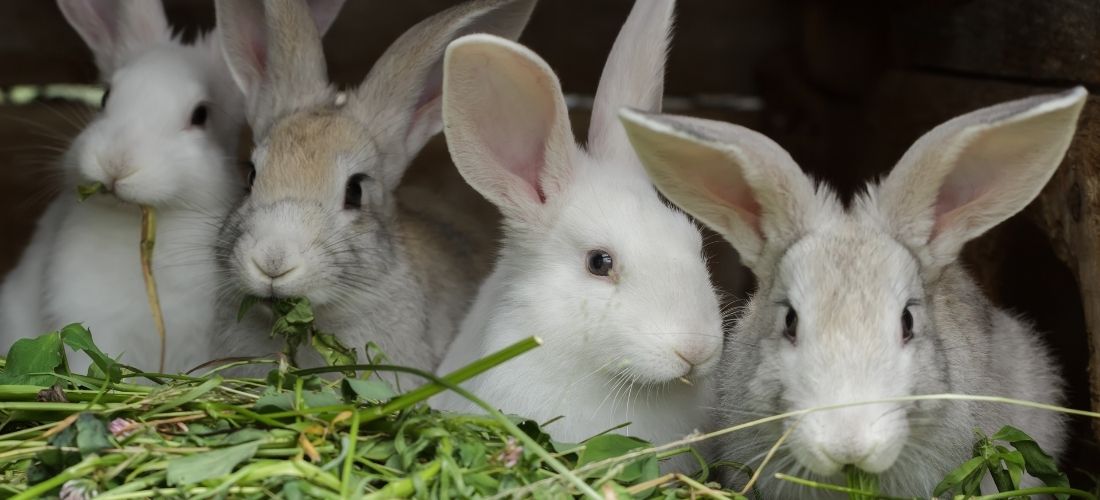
822;442;871;466
101;158;135;186
816;423;876;466
251;251;299;280
674;342;717;368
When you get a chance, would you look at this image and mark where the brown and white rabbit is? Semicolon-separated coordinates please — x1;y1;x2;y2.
212;0;536;373
619;88;1086;497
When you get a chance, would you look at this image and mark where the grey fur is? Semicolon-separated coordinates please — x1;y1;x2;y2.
211;0;536;374
619;88;1086;498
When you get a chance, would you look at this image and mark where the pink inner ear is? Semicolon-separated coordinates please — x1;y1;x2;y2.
472;68;555;207
701;170;763;236
488;140;548;205
930;162;989;238
250;37;268;75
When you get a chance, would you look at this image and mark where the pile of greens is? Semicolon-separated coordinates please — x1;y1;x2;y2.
0;299;1095;499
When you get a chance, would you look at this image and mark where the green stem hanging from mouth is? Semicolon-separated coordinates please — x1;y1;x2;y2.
77;182;168;373
139;205;167;373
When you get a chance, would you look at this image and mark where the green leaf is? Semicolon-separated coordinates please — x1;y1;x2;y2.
577;434;658;484
38;423;80;470
255;389;342;412
988;425;1070;498
237;296;263;322
312;332;357;370
933;455;987;497
359;440;396;462
145;377;222;417
76;181;107;201
276;297;314;325
219;429;271;446
166;441;260;486
59;323;121;382
0;331;63;386
75;413;112;456
844;465;879;500
342;378;395;403
271;298;315;343
990;425;1034;443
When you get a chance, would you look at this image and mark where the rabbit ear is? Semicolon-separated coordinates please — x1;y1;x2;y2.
620;109;817;270
215;0;267;99
351;0;537;187
58;0;170;75
215;0;345;135
588;0;674;163
443;34;575;224
878;87;1087;269
302;0;346;35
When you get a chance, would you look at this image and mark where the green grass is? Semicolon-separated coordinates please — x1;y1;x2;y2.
0;307;1097;498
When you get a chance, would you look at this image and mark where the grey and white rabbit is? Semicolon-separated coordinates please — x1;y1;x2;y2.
619;87;1086;497
212;0;536;373
0;0;246;373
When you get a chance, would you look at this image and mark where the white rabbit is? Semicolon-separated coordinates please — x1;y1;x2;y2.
0;0;247;374
433;0;725;467
212;0;536;374
619;87;1087;497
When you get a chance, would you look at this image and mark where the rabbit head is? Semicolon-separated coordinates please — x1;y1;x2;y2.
59;0;245;210
620;87;1085;485
443;0;723;386
215;0;536;305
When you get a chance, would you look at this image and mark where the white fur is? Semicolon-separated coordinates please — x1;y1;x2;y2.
434;0;725;469
0;0;246;374
619;87;1086;497
211;0;536;375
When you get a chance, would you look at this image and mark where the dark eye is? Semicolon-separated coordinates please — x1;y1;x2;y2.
783;307;798;344
901;307;914;343
100;88;110;108
246;162;256;192
190;104;208;127
344;173;366;209
585;249;613;277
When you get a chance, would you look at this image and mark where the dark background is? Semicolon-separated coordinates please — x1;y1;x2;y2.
0;0;1097;480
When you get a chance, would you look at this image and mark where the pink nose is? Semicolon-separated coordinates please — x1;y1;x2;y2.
675;342;717;367
250;248;299;280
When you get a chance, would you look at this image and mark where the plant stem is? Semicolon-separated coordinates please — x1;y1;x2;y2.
773;474;917;500
12;453;125;500
340;411;359;497
302;361;600;500
973;487;1098;500
292;336;542;424
739;417;798;496
139;205;167;373
677;473;735;499
362;459;442;500
509;392;1100;496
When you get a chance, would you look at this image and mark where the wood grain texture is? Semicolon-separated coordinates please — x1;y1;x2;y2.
889;0;1100;85
0;0;792;94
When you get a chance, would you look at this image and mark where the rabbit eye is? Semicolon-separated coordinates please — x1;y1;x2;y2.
246;162;256;192
901;307;914;343
783;307;798;344
190;104;208;127
586;249;613;277
344;173;366;209
99;88;111;109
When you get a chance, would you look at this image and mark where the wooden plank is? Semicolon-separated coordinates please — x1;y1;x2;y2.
889;0;1100;85
0;0;792;94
